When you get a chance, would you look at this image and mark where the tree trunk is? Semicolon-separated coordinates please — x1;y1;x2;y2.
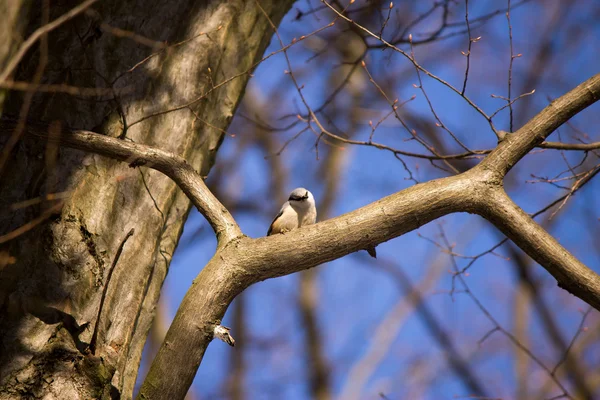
0;1;294;399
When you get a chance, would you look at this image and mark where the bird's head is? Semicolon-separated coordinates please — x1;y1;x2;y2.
288;188;314;211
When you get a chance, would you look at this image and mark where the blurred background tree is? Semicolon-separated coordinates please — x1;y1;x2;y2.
2;1;600;399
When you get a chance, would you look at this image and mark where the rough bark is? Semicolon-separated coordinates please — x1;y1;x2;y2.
0;1;294;399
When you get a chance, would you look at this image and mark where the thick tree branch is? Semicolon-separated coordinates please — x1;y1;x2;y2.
475;188;600;310
480;73;600;176
137;171;475;399
508;244;594;399
2;119;242;246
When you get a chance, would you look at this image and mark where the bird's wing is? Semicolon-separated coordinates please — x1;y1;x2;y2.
267;202;288;236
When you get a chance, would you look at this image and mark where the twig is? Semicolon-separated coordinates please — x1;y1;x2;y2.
10;191;71;211
551;307;592;375
321;0;499;138
0;201;64;244
461;0;475;95
438;227;574;399
127;19;336;129
378;2;394;39
0;0;99;83
89;228;135;354
506;0;517;132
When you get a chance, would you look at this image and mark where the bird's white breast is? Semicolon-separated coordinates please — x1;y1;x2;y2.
270;205;299;234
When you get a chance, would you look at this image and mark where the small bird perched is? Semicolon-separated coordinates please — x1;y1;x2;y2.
267;188;317;236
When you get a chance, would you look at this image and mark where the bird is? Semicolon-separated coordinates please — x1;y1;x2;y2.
267;188;317;236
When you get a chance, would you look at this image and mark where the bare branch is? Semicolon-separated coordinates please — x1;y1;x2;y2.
539;141;600;151
2;119;242;246
479;73;600;176
475;188;600;311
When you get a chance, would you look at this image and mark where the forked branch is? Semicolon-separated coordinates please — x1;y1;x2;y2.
0;119;241;246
